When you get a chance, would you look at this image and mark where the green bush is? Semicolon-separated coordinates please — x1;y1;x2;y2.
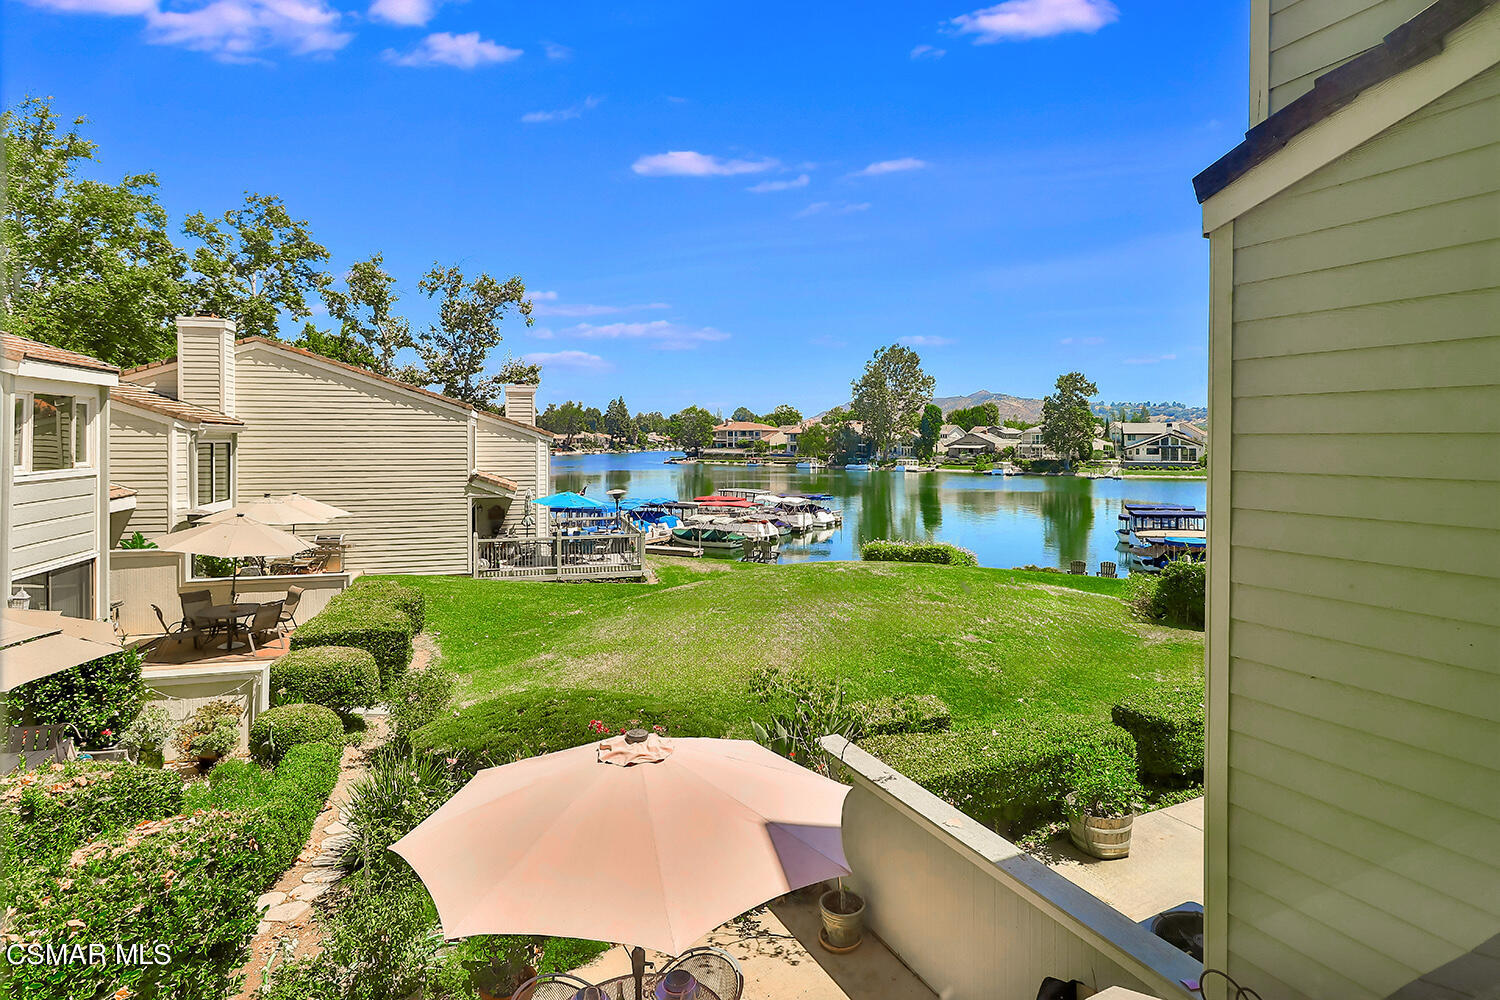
387;665;455;748
1112;680;1206;779
1065;740;1146;818
271;645;382;716
291;588;418;686
6;648;144;750
250;703;344;765
173;698;243;763
861;539;979;567
4;760;184;865
1150;559;1205;629
859;716;1137;836
411;689;728;769
348;578;427;632
854;694;951;736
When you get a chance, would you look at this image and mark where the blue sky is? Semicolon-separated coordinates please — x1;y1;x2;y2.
4;0;1245;414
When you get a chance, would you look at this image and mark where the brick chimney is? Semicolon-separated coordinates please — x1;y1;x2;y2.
503;383;537;426
175;315;237;417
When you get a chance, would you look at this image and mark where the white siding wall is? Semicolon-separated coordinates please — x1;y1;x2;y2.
1214;66;1500;999
109;409;172;537
1266;0;1432;112
176;326;223;414
475;417;549;536
172;427;190;526
9;475;97;577
230;346;474;575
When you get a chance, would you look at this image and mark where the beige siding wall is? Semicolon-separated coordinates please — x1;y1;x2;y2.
9;474;98;577
176;326;223;413
1215;67;1500;999
231;346;473;575
109;409;172;537
128;365;177;397
474;417;550;536
1267;0;1431;112
172;427;190;524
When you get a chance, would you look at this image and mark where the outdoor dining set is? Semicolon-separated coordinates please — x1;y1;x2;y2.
152;586;301;652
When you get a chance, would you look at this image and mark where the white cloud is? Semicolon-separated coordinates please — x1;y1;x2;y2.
900;335;955;347
632;151;777;177
795;201;870;218
852;157;929;177
1122;353;1178;365
522;350;612;372
367;0;440;26
543;41;570;59
385;31;521;68
747;173;810;193
520;95;601;124
949;0;1118;43
910;43;946;59
20;0;353;60
566;320;730;351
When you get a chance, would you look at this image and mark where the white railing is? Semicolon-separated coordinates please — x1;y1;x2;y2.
475;522;646;581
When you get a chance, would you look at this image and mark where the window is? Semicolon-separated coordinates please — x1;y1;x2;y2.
10;395;21;469
74;401;89;466
196;440;234;505
12;561;94;619
31;394;75;471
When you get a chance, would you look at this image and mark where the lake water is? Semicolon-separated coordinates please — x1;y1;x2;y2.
551;451;1207;574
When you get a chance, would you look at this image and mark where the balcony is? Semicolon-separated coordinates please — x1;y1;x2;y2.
474;516;647;581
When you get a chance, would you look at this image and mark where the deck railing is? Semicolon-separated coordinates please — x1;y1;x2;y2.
474;521;646;581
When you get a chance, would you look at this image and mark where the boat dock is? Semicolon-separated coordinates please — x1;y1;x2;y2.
646;542;703;558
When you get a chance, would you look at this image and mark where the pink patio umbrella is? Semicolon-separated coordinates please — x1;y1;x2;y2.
392;731;851;998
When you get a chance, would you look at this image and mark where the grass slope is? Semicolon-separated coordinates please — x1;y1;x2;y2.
384;559;1202;733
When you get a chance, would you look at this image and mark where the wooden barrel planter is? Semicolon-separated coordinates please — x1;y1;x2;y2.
1068;810;1133;859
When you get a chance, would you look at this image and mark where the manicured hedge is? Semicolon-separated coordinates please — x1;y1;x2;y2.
859;716;1137;835
271;645;381;716
854;694;951;736
412;689;730;769
347;578;427;632
861;539;978;567
1150;559;1206;629
6;648;144;750
1112;680;1205;778
4;760;184;865
290;587;418;685
4;742;339;1000
250;703;345;765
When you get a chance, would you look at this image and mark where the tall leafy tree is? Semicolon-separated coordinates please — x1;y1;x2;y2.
604;396;632;446
917;403;943;461
764;404;803;427
1041;371;1100;471
730;406;759;423
299;252;410;374
849;344;935;460
1;97;188;367
670;405;717;451
796;423;829;459
399;263;538;407
949;402;999;431
183;192;330;339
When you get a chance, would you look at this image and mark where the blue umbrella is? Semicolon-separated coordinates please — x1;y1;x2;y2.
531;491;609;511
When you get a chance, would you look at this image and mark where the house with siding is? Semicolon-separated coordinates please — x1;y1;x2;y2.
1194;1;1500;996
710;420;778;448
114;316;554;576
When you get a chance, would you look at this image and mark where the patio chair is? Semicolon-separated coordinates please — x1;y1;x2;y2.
1069;560;1087;575
151;603;214;650
1099;561;1118;578
279;586;305;628
659;947;744;1000
513;973;598;1000
1;724;76;776
245;600;285;653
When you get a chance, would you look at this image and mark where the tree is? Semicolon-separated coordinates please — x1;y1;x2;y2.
796;423;829;459
398;263;537;407
1040;371;1100;471
764;404;802;427
917;403;943;462
634;411;669;436
1;97;188;367
821;406;850;428
604;396;632;446
1002;417;1032;431
849;344;935;460
829;425;865;466
949;402;999;431
670;405;717;451
731;406;759;423
183;192;330;339
300;252;410;374
1134;405;1151;421
749;438;770;456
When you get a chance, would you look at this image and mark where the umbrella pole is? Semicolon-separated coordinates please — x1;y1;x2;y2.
631;946;646;1000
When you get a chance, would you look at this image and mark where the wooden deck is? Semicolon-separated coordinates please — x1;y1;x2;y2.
474;529;647;581
139;632;291;668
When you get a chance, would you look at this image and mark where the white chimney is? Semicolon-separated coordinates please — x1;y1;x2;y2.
503;383;537;426
176;315;237;417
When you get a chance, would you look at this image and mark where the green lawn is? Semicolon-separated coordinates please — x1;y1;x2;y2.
383;558;1202;734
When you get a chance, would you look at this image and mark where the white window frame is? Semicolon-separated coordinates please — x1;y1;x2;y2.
11;389;96;478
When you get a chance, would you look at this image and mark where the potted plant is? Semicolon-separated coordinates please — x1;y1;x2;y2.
818;879;865;952
120;704;173;768
1064;753;1145;860
173;699;243;768
462;937;541;1000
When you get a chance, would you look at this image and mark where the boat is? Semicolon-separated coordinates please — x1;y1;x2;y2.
904;465;934;473
795;459;825;469
1116;501;1201;540
1116;502;1208;569
672;527;746;550
844;463;872;471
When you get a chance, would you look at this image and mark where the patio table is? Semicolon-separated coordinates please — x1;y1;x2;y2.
194;602;261;652
591;975;721;1000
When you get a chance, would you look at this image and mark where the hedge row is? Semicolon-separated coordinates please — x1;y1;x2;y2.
5;760;183;866
290;581;426;686
4;742;341;1000
271;645;381;716
861;539;979;567
858;716;1136;835
1111;680;1205;778
250;703;345;765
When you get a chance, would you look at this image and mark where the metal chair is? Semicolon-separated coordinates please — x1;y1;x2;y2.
279;585;305;628
513;973;599;1000
153;602;216;650
659;947;744;1000
245;600;285;652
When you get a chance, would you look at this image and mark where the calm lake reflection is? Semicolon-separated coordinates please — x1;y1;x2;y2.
551;451;1207;574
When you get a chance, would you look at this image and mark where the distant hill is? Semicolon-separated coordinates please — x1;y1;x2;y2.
931;391;1044;423
1093;400;1208;423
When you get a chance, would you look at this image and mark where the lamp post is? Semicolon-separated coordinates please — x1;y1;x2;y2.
607;488;627;529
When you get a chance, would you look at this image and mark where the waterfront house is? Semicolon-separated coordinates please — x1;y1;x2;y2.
116;316;554;576
710;420;778;448
1110;420;1205;453
1194;0;1500;995
1117;429;1203;467
943;428;1006;459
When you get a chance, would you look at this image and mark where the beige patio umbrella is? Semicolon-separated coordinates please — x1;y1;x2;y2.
392;731;851;998
0;609;122;691
206;492;350;527
151;513;311;603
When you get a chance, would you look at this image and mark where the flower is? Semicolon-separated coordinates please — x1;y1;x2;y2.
101;729;113;737
788;751;796;759
113;989;134;1000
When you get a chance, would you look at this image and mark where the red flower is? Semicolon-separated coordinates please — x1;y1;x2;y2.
101;729;113;737
788;751;796;759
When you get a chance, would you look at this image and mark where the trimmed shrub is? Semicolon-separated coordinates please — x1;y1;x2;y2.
387;664;455;748
250;703;345;765
6;648;144;750
271;645;381;716
1150;559;1205;629
4;760;184;865
859;717;1136;836
173;698;243;763
1065;739;1146;818
412;689;729;769
1112;680;1205;779
861;539;979;567
291;588;418;686
349;578;427;632
854;694;951;736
